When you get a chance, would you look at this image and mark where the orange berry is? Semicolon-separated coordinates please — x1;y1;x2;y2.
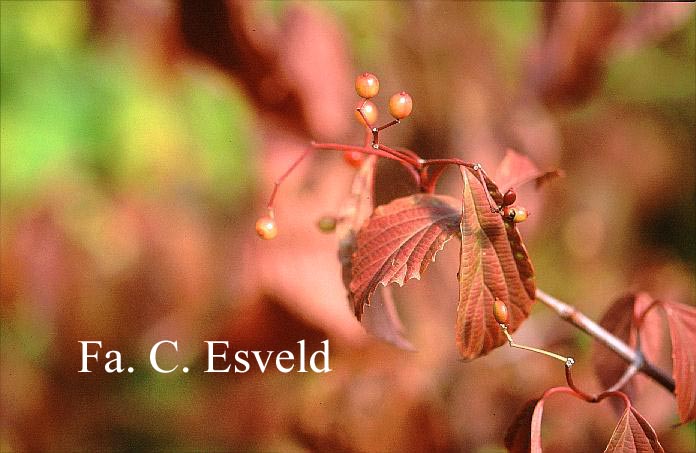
388;91;413;119
502;206;529;223
493;299;509;325
343;150;365;168
255;216;278;240
354;100;378;126
355;72;379;99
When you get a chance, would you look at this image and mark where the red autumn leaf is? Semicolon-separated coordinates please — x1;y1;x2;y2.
593;293;662;396
337;156;414;350
604;406;665;453
456;167;535;360
504;398;545;453
661;300;696;423
506;392;664;453
349;194;461;320
494;148;564;193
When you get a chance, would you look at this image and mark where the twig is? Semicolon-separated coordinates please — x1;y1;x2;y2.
535;288;675;394
500;324;574;365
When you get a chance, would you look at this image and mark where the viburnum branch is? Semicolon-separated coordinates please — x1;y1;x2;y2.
310;141;393;160
376;143;422;168
535;288;675;393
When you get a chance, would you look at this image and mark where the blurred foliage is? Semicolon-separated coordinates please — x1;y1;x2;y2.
1;0;254;207
1;1;694;452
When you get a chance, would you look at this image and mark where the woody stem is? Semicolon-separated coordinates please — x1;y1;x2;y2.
535;288;675;394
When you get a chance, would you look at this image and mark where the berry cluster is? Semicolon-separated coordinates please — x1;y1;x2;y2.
256;72;528;240
346;72;413;168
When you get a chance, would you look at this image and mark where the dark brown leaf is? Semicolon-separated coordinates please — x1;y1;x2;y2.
494;148;563;193
662;301;696;423
349;194;461;320
604;406;665;453
593;293;662;396
177;1;310;136
528;2;623;106
504;398;544;453
456;167;535;360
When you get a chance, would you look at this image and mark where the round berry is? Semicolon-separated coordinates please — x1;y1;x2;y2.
388;91;413;119
317;216;337;233
255;216;278;240
343;150;365;168
512;206;529;223
355;72;379;99
502;206;529;223
354;100;378;126
502;189;517;207
493;299;509;325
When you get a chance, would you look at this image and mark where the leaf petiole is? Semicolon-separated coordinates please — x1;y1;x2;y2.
499;324;574;366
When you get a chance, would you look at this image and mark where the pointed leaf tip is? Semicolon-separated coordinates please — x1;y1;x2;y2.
604;406;664;453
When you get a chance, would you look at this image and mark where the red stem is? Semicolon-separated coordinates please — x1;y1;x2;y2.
267;146;314;210
376;143;421;168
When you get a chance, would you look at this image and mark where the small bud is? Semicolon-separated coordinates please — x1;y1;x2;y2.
502;205;529;223
502;188;517;207
512;206;528;223
493;299;509;325
317;216;337;233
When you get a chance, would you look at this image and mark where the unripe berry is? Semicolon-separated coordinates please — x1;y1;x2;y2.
354;100;378;126
388;91;413;119
493;299;509;325
255;216;278;240
343;150;365;168
317;215;337;233
502;206;529;223
502;188;517;207
355;72;379;99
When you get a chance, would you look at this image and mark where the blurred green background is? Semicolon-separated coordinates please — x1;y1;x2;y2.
1;1;694;452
